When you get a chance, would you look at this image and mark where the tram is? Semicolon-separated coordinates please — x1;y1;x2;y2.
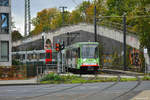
12;49;57;65
62;42;100;72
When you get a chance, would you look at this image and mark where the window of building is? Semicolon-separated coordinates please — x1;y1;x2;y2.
0;41;9;62
0;13;9;33
0;0;9;6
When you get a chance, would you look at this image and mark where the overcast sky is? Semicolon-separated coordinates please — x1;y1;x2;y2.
12;0;91;36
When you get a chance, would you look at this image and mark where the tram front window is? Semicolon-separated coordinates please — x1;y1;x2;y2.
82;44;98;58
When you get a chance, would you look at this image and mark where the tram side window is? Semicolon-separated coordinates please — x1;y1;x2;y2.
95;47;98;58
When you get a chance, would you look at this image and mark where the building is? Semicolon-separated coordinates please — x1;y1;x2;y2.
0;0;11;66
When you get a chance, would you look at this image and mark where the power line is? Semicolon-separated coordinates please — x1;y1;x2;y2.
96;15;150;18
71;0;78;6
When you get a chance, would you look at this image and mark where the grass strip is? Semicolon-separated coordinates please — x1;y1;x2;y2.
40;73;150;84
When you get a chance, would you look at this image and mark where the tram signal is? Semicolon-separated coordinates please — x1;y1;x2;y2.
55;43;60;51
55;42;65;51
61;41;65;50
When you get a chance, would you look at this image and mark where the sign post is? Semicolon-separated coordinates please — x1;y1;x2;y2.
57;51;61;74
144;48;150;73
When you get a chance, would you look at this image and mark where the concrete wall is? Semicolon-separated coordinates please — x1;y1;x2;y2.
12;23;140;49
53;30;123;55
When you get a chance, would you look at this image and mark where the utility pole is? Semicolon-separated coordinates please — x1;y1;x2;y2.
67;32;70;46
94;5;97;42
123;14;127;71
24;0;27;36
59;6;67;25
28;0;31;34
24;0;31;36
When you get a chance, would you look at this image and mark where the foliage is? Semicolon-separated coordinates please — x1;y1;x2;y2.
40;73;78;82
12;30;23;41
142;76;150;80
12;59;21;65
69;10;82;24
31;8;61;35
40;73;148;84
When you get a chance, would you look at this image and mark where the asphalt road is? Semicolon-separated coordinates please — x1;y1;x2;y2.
0;81;150;100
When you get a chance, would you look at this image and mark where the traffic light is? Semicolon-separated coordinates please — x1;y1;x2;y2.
61;41;65;50
55;43;60;51
55;41;65;51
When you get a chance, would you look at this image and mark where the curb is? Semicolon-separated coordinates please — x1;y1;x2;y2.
102;69;144;76
0;83;40;86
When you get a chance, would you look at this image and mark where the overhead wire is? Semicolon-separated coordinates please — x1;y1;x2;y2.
71;0;78;6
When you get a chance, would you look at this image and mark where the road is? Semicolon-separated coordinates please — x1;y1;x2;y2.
0;80;150;100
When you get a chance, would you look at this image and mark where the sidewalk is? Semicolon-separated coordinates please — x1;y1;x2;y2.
130;90;150;100
0;78;37;86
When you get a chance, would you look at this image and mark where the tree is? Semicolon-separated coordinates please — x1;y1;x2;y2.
69;10;82;24
12;30;23;41
31;8;60;35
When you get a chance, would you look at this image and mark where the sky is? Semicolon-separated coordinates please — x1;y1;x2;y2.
12;0;90;36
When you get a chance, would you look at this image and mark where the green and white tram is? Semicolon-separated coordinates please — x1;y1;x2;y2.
62;42;100;72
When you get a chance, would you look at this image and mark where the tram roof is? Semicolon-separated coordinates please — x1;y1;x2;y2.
63;42;99;51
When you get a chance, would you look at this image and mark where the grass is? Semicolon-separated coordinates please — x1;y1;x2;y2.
40;73;150;84
142;76;150;81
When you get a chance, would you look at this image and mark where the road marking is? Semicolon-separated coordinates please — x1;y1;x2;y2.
7;90;16;92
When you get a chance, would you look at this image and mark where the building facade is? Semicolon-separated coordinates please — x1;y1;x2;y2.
0;0;11;66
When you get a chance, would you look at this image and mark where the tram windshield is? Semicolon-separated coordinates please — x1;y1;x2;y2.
81;44;98;58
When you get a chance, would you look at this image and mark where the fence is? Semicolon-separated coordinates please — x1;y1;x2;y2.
0;66;26;79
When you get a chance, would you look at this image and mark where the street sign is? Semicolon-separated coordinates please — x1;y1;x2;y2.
144;48;148;54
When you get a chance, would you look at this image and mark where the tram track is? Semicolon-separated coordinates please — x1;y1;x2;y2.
73;74;121;100
18;76;97;100
112;75;141;100
17;71;142;100
73;71;141;100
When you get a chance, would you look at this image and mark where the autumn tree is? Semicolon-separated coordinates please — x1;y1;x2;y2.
12;30;23;41
31;8;60;35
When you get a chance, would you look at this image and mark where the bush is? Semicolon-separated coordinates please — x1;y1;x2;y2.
142;76;150;81
40;73;80;82
41;73;64;81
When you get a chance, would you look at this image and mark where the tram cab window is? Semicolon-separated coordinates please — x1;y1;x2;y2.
82;44;98;58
